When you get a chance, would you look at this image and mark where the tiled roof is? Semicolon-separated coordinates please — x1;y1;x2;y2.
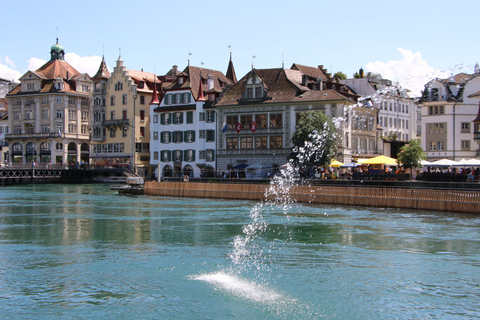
216;67;355;107
93;56;111;79
35;59;81;80
166;66;233;101
290;63;329;80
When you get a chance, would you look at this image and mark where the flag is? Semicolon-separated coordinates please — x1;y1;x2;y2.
236;122;242;134
221;122;228;134
58;128;61;137
251;121;257;133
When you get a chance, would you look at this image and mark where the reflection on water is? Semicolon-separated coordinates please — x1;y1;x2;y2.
0;184;479;319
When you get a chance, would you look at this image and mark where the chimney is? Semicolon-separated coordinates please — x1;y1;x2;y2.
316;77;323;90
172;65;178;75
302;75;308;86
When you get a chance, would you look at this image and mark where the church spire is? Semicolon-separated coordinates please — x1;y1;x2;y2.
150;75;160;105
226;52;237;84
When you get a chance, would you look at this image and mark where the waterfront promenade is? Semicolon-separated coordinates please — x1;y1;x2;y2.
145;181;480;214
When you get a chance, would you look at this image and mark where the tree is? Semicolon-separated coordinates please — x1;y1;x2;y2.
397;139;426;170
333;71;347;80
289;111;337;168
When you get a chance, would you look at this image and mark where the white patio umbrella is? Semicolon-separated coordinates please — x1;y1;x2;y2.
453;158;480;166
430;158;459;167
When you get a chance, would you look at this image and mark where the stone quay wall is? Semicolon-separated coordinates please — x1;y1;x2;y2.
144;181;480;214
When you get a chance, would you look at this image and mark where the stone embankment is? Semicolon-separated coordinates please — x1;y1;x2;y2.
144;181;480;214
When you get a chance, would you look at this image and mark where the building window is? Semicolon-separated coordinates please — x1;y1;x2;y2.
153;151;159;160
270;136;283;149
56;110;62;119
111;111;115;120
199;130;206;139
140;127;145;137
162;113;171;125
27;83;34;91
206;149;214;162
241;115;252;129
174;112;183;124
110;128;116;138
174;150;183;161
140;110;145;121
185;130;195;142
140;95;145;105
437;141;444;150
111;96;115;106
123;94;128;105
461;140;470;150
153;132;158;140
227;115;238;129
270;114;283;128
115;82;123;91
123;126;128;137
206;110;215;123
226;137;238;149
153;115;158;123
161;131;171;143
206;129;215;142
186;111;193;124
461;122;471;133
199;112;205;121
256;114;267;128
255;136;268;149
240;137;253;149
185;149;195;162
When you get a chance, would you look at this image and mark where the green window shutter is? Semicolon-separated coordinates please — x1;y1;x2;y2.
192;150;195;161
168;131;172;142
192;130;196;142
167;113;172;124
160;114;165;124
212;150;215;161
167;150;171;162
160;152;165;162
184;150;188;161
186;93;190;103
180;93;184;104
179;112;184;124
160;131;164;143
172;112;177;124
184;131;188;142
212;111;216;122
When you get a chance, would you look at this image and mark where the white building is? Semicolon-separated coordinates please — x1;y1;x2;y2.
342;71;417;157
150;64;235;179
420;66;480;160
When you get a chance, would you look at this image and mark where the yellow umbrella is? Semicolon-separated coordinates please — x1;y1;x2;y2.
358;155;398;166
330;159;345;168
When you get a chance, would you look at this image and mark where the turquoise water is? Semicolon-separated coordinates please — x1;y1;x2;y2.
0;184;479;319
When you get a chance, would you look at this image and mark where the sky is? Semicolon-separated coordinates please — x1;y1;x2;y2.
1;0;479;97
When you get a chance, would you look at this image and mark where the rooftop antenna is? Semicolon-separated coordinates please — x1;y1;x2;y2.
282;54;284;69
119;48;121;59
252;55;256;70
188;51;192;67
56;27;59;44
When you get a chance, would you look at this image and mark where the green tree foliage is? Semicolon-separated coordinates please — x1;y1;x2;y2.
333;71;347;80
289;111;337;168
397;139;426;169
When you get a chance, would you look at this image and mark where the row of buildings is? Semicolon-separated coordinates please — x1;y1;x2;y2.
1;41;480;178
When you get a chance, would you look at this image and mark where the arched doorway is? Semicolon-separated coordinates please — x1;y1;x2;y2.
26;142;36;163
80;143;89;167
162;165;173;178
11;142;23;163
202;166;215;178
67;142;77;168
40;142;51;163
183;165;194;177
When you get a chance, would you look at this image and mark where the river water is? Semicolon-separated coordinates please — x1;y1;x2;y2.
0;184;479;319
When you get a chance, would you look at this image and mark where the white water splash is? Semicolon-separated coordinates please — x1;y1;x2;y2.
192;271;285;303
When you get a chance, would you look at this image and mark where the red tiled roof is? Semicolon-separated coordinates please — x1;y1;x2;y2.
35;59;81;80
290;63;329;80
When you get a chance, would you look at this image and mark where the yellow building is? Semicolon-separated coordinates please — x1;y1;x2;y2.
90;57;159;178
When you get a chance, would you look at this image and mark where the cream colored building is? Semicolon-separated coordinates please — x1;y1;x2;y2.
5;41;92;166
90;57;158;177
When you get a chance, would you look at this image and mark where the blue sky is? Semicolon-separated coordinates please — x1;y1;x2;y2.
1;0;479;97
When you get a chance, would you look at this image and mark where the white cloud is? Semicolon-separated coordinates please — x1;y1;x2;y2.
27;57;47;71
365;48;449;97
65;53;102;77
0;57;22;82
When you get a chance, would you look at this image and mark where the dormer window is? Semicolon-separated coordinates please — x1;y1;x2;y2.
27;83;34;91
178;77;184;85
244;75;264;100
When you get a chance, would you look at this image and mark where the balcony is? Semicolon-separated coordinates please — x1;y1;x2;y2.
104;119;130;127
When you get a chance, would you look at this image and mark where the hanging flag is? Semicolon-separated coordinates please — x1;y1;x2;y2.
251;120;257;133
222;122;228;133
236;122;242;134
